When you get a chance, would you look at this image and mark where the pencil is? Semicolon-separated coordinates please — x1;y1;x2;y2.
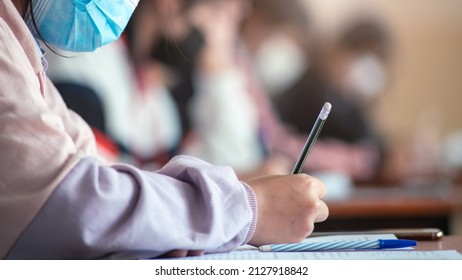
259;239;417;252
291;102;332;174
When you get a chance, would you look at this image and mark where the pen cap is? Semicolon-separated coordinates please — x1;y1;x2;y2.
379;239;417;249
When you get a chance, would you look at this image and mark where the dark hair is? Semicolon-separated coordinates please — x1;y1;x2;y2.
182;0;208;11
250;0;310;29
337;17;391;60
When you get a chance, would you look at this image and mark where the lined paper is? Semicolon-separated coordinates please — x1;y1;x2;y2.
185;234;462;260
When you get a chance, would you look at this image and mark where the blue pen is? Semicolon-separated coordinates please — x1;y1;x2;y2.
259;239;417;252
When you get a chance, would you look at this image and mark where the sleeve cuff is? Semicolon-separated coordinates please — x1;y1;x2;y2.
241;182;258;245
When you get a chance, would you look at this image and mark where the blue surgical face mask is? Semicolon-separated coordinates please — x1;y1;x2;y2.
27;0;139;52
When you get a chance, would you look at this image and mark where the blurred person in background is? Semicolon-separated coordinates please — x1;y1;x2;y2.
126;0;294;179
48;0;292;177
0;0;329;259
128;0;386;184
241;0;392;183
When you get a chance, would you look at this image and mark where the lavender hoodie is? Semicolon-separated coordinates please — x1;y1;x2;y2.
0;0;257;259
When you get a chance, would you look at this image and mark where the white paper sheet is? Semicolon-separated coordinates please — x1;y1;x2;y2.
184;234;462;260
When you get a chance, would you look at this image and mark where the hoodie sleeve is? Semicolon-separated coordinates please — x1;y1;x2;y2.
6;156;258;259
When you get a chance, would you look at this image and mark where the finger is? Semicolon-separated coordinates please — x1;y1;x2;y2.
187;250;205;256
159;250;188;258
305;175;328;199
314;200;329;223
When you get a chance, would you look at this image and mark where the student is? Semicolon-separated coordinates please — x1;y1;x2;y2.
241;0;388;182
0;0;328;259
126;0;293;179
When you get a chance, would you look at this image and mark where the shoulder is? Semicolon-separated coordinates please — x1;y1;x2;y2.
0;17;21;53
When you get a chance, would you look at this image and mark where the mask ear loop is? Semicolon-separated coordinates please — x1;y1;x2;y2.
25;0;66;57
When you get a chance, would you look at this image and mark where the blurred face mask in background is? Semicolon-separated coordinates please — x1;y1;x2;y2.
27;0;139;52
346;53;387;101
253;34;308;97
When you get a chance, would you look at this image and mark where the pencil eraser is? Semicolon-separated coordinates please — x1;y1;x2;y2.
320;102;332;120
258;245;272;252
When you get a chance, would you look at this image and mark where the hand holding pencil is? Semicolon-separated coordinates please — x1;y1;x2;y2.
246;174;329;246
245;103;331;246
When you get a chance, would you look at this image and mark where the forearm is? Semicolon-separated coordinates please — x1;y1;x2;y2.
7;156;257;259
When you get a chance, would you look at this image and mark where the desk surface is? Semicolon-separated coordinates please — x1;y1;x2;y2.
318;183;462;233
415;235;462;253
326;183;462;218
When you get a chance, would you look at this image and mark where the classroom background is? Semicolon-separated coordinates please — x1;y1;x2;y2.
46;0;462;235
304;0;462;235
305;0;462;182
